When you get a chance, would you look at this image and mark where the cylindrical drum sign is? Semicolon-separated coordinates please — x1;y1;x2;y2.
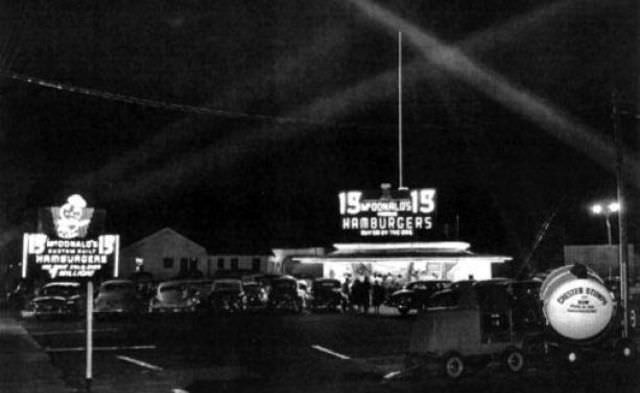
544;279;614;340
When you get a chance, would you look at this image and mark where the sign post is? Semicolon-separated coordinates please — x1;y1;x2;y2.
86;280;93;393
19;195;119;393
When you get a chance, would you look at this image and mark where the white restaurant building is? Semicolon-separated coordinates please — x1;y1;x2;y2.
287;242;511;281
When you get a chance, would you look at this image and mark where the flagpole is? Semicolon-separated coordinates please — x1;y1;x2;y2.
398;31;404;189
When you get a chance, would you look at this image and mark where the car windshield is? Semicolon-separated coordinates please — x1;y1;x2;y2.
214;282;241;291
273;280;295;290
101;282;135;292
160;285;185;293
316;281;339;289
41;285;79;297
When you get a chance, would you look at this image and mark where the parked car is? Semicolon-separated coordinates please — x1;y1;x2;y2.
387;280;451;315
310;278;348;312
94;279;143;317
20;281;85;319
208;279;247;313
243;281;268;308
185;278;214;304
148;280;201;313
268;275;307;313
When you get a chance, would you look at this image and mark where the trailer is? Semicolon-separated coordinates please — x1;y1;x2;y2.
404;265;637;380
406;279;543;379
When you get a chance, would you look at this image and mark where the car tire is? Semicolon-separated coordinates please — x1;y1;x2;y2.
503;347;526;373
443;352;465;379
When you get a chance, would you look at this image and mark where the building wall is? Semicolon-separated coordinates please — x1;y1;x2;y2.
119;228;208;281
207;254;271;276
563;244;636;279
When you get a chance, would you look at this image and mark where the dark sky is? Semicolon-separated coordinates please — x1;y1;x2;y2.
0;0;638;271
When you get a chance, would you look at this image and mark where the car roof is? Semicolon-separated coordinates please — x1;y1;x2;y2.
274;275;297;281
100;279;134;286
213;278;242;284
158;280;192;287
44;281;80;288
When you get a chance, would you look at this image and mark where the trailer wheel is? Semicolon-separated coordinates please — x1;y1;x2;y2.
503;348;526;373
443;352;465;379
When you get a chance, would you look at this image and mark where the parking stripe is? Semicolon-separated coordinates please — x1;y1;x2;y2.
116;355;163;371
311;345;351;360
45;345;156;352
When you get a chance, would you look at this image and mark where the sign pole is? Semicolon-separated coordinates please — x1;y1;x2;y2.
613;91;629;339
86;280;93;392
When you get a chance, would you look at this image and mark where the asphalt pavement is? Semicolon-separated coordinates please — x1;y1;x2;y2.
6;306;640;393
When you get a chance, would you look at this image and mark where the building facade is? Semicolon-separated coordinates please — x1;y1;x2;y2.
564;244;637;280
291;242;511;282
206;254;271;277
119;228;208;281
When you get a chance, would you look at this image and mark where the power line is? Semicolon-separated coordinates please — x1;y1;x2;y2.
0;68;321;125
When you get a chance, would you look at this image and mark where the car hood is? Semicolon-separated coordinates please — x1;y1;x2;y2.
33;295;68;303
390;289;414;297
156;291;189;305
96;292;134;302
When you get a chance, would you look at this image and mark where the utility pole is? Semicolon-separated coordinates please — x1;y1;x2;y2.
612;91;630;339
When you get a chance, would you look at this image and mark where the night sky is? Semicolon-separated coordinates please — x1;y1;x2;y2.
0;0;638;273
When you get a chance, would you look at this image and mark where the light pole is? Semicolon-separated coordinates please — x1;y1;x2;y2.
590;201;620;245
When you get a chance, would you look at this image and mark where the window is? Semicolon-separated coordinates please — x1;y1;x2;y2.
189;258;198;271
163;258;174;269
217;258;225;270
231;258;238;271
252;258;261;272
180;258;188;273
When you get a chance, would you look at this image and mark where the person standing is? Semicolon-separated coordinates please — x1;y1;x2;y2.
351;278;362;313
342;277;352;312
372;279;385;315
362;276;371;314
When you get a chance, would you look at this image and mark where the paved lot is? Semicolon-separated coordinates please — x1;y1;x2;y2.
17;307;640;393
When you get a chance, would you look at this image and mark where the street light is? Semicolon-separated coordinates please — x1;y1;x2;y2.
590;201;621;245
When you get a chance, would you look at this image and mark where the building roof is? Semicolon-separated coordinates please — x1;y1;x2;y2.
122;227;205;251
295;241;511;262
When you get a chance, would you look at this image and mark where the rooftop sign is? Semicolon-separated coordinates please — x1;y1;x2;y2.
338;184;436;239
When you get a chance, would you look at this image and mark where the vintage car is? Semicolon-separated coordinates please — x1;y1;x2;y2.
148;280;202;313
21;281;85;319
309;278;347;312
387;280;451;315
94;279;143;317
243;281;268;308
185;278;214;304
267;275;307;313
208;279;247;313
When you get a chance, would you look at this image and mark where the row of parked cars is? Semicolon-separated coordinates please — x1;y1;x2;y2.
24;274;531;320
19;274;349;319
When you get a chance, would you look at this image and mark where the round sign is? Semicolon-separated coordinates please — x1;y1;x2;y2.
544;278;614;340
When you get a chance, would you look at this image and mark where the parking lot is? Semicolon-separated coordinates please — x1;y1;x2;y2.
17;308;640;393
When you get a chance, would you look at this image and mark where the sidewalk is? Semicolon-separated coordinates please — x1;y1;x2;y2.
0;311;74;393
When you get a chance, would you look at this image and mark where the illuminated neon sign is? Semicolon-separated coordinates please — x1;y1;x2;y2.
338;185;436;238
22;195;119;279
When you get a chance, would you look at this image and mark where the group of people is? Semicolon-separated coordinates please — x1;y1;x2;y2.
341;275;395;314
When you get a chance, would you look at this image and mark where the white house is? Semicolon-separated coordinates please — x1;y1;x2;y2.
119;227;208;280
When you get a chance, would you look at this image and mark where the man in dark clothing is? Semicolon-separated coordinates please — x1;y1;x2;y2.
372;280;385;315
362;276;371;314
